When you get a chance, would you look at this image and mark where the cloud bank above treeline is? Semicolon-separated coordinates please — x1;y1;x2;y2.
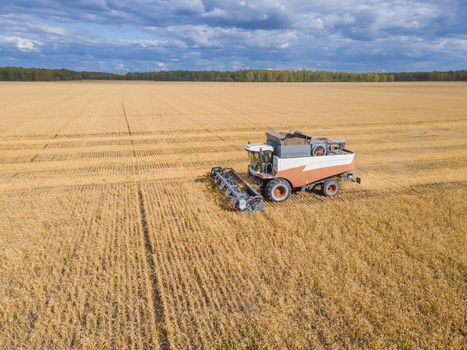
0;1;466;72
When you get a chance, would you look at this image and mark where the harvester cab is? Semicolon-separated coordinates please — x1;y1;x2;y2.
245;143;274;178
211;130;360;212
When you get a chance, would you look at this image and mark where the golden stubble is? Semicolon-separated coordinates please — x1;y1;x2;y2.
0;81;466;349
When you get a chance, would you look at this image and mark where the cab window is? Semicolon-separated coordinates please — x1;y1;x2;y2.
248;152;260;171
260;151;273;174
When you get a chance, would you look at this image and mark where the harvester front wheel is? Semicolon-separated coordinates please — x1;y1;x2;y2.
321;179;339;196
265;179;291;202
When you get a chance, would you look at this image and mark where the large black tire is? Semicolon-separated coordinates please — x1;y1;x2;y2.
264;179;291;202
321;179;339;196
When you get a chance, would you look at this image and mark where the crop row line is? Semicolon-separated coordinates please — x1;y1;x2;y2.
1;117;465;141
123;93;171;350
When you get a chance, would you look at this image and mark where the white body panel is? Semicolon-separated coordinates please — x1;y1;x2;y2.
244;143;274;152
274;153;354;172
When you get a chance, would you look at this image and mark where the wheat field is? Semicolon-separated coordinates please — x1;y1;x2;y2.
0;81;466;349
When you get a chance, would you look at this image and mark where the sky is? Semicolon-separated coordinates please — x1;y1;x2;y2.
0;0;466;72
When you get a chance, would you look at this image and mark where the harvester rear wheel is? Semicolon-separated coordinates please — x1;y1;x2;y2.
265;179;291;202
321;179;339;196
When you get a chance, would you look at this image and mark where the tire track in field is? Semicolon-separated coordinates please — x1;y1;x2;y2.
9;153;463;184
137;187;170;350
276;180;467;209
122;93;171;350
7;139;465;165
3;116;465;141
29;134;58;162
25;95;89;162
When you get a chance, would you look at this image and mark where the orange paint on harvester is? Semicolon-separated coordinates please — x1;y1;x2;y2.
275;162;355;188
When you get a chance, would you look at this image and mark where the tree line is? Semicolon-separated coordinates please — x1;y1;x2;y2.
0;67;123;81
1;66;466;82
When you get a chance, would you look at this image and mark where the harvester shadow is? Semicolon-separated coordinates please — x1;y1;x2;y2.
195;171;381;212
273;189;328;208
194;175;209;183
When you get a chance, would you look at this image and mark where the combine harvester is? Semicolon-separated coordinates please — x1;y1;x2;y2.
211;130;361;212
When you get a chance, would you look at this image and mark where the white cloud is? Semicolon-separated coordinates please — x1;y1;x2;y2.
202;8;228;18
295;13;325;29
131;39;168;48
0;36;41;52
243;29;297;49
154;61;167;70
370;2;440;31
0;14;67;37
35;23;67;35
170;0;205;14
425;36;467;52
169;25;297;50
